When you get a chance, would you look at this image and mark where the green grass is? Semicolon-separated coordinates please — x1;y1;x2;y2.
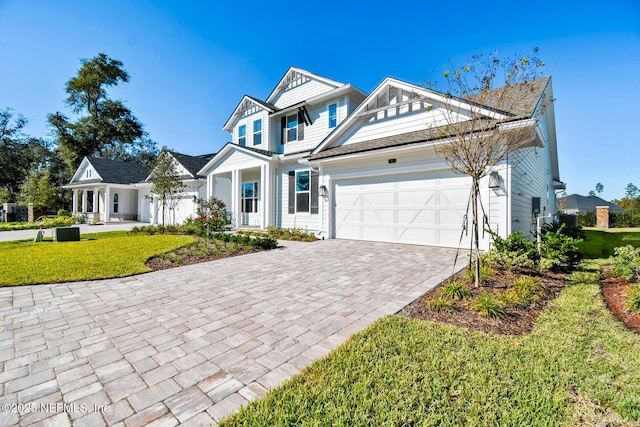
221;260;640;426
579;228;640;258
0;231;195;286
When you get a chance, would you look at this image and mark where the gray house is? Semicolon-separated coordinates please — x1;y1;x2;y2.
557;194;624;215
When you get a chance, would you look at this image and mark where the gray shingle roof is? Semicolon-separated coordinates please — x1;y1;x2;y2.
557;194;624;213
87;157;150;184
170;152;216;178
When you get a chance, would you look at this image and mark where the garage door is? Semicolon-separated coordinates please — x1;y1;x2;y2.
334;171;472;247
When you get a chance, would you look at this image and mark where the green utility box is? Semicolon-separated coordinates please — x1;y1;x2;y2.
55;226;80;242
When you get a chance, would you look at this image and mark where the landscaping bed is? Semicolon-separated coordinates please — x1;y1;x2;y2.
399;265;570;335
601;264;640;333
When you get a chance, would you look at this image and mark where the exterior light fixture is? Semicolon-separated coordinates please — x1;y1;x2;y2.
488;171;500;189
192;195;197;203
319;185;328;197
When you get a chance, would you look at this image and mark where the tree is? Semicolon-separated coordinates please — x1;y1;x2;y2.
595;182;604;196
48;53;158;177
150;151;185;228
0;108;51;200
430;49;546;286
19;169;59;211
625;183;638;200
588;190;596;197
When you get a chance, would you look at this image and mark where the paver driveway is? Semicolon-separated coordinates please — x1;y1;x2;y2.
0;239;460;426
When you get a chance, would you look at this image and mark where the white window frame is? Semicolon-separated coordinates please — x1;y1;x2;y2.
253;119;262;145
328;103;337;128
238;124;246;146
241;181;259;213
286;114;297;143
295;170;310;213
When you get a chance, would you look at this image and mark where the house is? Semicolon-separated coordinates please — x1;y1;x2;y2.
141;151;231;225
557;194;624;215
65;152;231;225
65;156;150;222
200;67;564;250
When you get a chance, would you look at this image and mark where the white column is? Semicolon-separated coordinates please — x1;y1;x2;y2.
231;170;243;228
260;163;272;229
104;187;111;222
81;190;87;213
93;188;99;213
72;190;78;214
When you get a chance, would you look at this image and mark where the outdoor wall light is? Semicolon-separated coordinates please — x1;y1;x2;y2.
488;171;500;189
319;185;328;197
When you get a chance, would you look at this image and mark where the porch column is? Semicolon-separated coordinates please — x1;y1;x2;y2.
104;187;111;222
93;188;99;219
231;169;242;228
81;190;87;213
207;174;215;200
72;190;78;214
260;163;272;229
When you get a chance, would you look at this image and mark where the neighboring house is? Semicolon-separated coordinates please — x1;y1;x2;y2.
64;156;150;222
142;151;231;226
557;194;624;215
200;67;564;250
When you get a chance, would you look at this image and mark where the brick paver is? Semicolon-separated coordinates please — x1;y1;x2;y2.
0;239;459;425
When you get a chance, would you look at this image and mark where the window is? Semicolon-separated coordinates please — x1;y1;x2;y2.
86;169;92;178
328;103;337;128
242;182;259;213
238;124;246;146
253;119;262;145
286;114;298;142
288;170;319;214
113;193;119;213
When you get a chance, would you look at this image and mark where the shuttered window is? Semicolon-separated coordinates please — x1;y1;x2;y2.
287;169;319;214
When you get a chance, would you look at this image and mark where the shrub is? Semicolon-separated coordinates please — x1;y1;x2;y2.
538;223;582;269
487;230;538;270
441;281;471;300
626;284;640;313
426;296;453;313
611;245;640;282
194;197;231;233
465;264;495;284
57;209;71;217
470;292;505;318
501;276;545;308
266;226;317;242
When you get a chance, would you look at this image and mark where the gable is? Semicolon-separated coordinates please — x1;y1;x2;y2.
267;67;343;109
74;159;102;183
223;96;276;132
199;144;274;175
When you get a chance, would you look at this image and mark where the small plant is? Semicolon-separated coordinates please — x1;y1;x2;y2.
465;264;495;284
611;245;640;282
426;296;453;313
626;284;640;313
569;271;599;285
441;281;471;300
470;292;505;318
501;276;544;307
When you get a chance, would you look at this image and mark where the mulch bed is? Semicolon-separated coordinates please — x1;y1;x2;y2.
600;265;640;333
399;266;570;336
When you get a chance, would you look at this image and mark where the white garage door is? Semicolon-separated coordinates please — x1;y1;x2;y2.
334;171;473;247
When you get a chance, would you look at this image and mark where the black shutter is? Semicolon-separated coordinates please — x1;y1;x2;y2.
297;111;304;141
288;171;295;214
310;169;319;214
281;116;286;144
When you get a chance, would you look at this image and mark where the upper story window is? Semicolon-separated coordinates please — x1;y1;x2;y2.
328;103;337;128
86;169;92;178
238;124;246;146
286;114;297;142
253;119;262;145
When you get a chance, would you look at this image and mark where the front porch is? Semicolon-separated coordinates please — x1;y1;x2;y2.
67;185;139;223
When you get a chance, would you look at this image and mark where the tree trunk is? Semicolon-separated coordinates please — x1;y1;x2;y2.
472;178;481;288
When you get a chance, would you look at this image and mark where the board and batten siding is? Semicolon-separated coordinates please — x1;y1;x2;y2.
272;79;336;109
276;163;320;232
341;107;468;147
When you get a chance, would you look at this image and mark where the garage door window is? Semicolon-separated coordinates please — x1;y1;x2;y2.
288;170;319;214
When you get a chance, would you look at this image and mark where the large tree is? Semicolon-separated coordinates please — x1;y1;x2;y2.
430;49;546;286
48;53;158;176
0;108;51;202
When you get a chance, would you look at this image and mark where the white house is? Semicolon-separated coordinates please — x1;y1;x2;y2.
65;156;150;222
200;67;564;250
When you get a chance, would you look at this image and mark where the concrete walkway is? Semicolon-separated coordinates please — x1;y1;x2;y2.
0;222;144;242
0;239;460;426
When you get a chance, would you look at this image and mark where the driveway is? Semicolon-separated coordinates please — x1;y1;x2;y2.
0;239;460;426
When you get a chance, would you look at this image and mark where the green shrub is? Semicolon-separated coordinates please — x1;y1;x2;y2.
626;284;640;313
57;209;71;217
470;291;505;318
538;223;582;269
266;226;317;242
441;281;471;300
501;276;545;308
569;271;599;285
426;296;453;313
465;264;495;284
611;245;640;282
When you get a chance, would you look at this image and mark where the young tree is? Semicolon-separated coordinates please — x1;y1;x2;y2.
48;53;159;177
150;151;185;228
430;49;546;286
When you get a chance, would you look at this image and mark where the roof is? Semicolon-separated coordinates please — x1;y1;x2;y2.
557;194;624;213
310;76;550;161
85;157;150;184
170;152;216;178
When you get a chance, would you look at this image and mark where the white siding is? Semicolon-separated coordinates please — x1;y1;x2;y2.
209;150;268;174
233;111;269;150
276;163;320;232
272;79;336;109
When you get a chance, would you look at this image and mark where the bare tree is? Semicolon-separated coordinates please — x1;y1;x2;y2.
429;49;547;286
150;151;185;228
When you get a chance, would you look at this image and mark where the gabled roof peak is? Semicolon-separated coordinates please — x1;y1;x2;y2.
265;66;345;105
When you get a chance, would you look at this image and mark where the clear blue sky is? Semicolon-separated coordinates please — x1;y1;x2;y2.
1;0;638;200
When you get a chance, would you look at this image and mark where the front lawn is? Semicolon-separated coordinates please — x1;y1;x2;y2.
0;231;195;286
578;228;640;258
222;261;640;426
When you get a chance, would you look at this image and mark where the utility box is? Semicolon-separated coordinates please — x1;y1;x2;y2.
55;227;80;242
532;197;541;215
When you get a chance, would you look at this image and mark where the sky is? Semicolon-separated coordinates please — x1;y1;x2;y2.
1;0;639;201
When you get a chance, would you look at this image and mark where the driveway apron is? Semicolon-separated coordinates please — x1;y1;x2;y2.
0;239;460;426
